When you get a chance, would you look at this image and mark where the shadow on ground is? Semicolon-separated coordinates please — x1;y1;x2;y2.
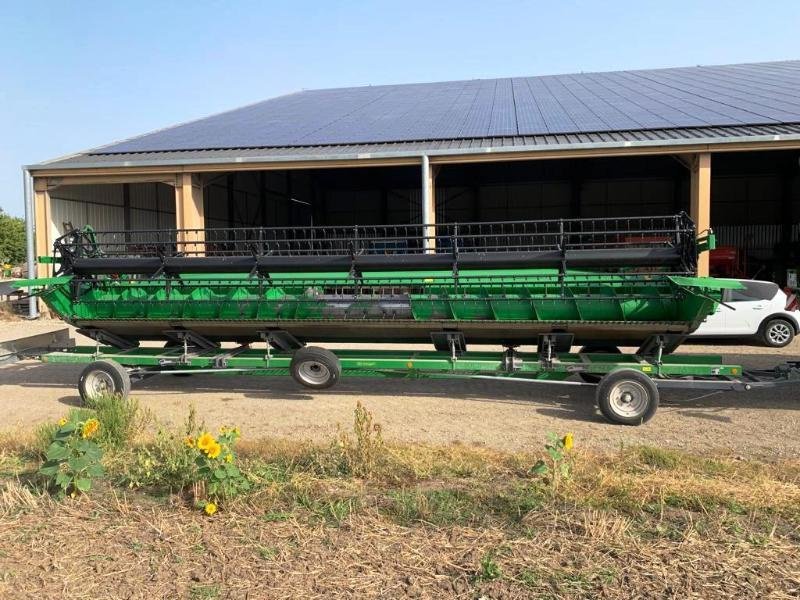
3;358;798;426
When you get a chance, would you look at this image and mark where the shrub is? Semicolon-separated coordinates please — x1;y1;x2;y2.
329;401;385;477
84;394;148;450
120;429;197;491
118;408;199;492
38;415;104;497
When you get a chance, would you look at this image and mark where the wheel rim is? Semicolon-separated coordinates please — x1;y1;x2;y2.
768;322;791;345
608;380;649;418
297;361;331;385
85;371;115;399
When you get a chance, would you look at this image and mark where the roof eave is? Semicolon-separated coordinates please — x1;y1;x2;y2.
26;132;800;173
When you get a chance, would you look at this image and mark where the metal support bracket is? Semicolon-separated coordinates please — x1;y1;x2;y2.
259;329;304;352
636;334;684;358
213;344;251;369
163;329;219;351
77;328;139;350
537;333;574;368
431;331;466;356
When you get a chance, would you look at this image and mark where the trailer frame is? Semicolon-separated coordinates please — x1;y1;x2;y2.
27;332;800;425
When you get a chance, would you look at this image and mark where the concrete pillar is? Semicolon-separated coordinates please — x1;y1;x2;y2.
689;153;712;276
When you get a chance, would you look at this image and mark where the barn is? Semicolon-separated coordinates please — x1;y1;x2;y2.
24;59;800;317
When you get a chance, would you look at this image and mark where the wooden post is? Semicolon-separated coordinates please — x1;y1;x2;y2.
33;178;52;279
32;178;52;316
175;173;205;255
421;157;438;252
689;153;712;276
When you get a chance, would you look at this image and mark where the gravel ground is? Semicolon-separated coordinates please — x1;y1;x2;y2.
1;320;798;458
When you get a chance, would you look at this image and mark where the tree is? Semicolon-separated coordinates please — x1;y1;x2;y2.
0;207;26;265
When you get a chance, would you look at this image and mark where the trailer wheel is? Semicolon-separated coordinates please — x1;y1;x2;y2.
596;369;658;425
78;360;131;404
290;347;341;390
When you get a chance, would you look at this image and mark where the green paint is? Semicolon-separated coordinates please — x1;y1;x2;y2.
34;270;733;330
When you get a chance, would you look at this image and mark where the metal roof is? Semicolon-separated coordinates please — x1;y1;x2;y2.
33;60;800;171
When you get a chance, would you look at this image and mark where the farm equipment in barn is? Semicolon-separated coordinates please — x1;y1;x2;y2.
19;212;800;425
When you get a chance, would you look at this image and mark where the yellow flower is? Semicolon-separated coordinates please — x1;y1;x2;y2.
58;417;67;427
206;441;222;459
81;418;100;439
197;432;216;451
224;454;233;463
562;433;574;451
204;502;217;516
184;436;195;448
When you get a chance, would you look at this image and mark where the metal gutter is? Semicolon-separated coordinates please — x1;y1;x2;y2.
26;132;800;172
21;169;38;318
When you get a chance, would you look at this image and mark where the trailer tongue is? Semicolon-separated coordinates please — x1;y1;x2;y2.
19;212;786;426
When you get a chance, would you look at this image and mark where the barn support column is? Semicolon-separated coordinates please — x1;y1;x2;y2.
689;153;712;276
33;178;52;280
175;173;205;255
32;177;53;317
421;156;437;252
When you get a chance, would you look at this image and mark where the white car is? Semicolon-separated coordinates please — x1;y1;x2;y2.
691;279;798;347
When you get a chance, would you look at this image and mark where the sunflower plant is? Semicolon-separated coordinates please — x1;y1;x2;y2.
38;417;104;497
187;426;249;512
531;432;574;489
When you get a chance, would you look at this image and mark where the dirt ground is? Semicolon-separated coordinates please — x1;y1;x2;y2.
1;320;798;458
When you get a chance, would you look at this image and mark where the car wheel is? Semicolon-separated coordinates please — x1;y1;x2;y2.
760;318;795;348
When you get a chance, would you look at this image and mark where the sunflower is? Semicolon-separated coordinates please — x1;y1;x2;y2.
562;432;574;451
224;453;233;463
196;432;216;452
58;417;67;427
81;418;100;439
206;442;222;459
204;501;217;516
183;436;195;448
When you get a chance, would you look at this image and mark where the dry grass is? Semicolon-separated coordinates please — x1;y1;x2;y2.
0;435;798;599
0;301;20;321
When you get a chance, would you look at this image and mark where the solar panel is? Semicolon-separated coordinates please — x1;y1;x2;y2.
96;60;800;154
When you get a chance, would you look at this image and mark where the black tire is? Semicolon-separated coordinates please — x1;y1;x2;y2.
578;345;621;383
596;369;659;425
759;318;795;348
78;360;131;404
290;347;341;390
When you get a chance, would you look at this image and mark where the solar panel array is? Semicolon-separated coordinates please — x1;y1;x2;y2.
96;60;800;154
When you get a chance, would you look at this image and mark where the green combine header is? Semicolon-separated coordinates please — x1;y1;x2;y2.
20;212;785;427
28;213;729;348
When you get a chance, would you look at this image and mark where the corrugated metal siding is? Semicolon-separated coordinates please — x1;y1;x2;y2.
49;197;124;241
49;183;175;237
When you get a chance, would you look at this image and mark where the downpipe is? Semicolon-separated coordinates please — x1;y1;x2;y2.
22;168;38;319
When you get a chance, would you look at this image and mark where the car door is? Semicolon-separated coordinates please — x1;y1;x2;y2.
723;281;777;335
696;291;728;335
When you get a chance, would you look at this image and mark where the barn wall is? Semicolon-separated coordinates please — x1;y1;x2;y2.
49;183;175;240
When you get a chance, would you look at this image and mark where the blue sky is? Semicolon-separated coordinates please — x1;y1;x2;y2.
1;0;799;216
